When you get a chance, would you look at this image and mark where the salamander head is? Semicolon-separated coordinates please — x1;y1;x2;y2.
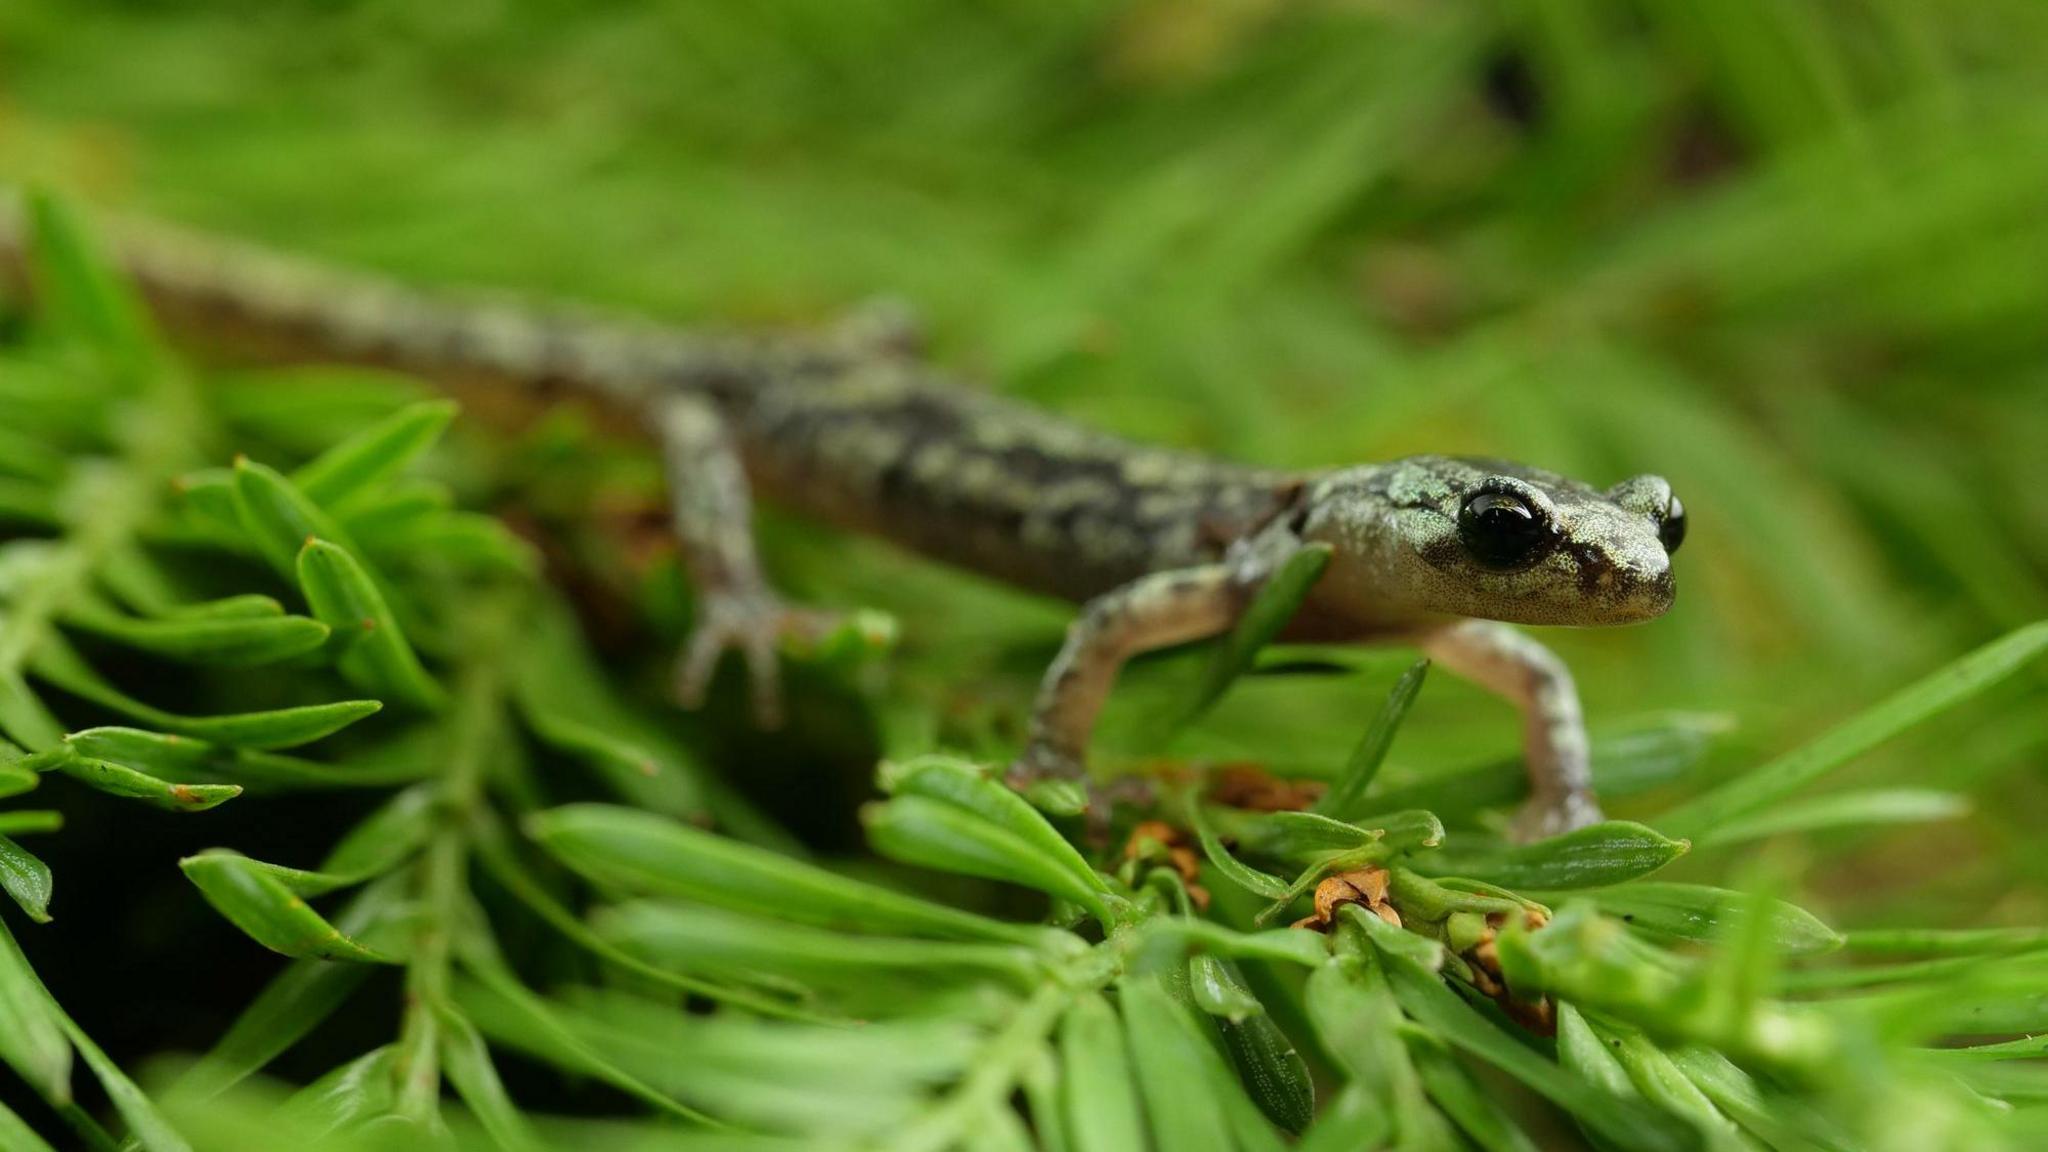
1301;456;1682;627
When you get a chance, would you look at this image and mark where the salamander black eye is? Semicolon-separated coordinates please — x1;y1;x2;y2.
1458;491;1554;570
1659;495;1687;555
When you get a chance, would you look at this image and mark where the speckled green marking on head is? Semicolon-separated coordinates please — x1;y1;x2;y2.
0;198;1684;840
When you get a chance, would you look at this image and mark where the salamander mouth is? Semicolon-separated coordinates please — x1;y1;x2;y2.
1478;545;1673;626
1594;560;1675;623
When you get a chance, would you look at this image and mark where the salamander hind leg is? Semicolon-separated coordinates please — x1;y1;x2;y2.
659;393;840;728
1417;619;1604;842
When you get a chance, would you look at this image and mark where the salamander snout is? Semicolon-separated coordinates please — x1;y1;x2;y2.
1435;467;1682;625
1584;474;1684;622
1606;474;1686;556
1301;458;1687;629
1588;526;1675;622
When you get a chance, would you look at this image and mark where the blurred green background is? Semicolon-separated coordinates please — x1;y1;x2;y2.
2;1;2044;925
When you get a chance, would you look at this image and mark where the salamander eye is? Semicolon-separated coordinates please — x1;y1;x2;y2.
1659;495;1687;555
1458;490;1555;571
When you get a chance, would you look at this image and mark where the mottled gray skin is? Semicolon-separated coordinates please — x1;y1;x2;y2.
0;199;1682;838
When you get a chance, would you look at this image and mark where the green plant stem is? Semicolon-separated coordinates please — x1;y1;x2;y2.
891;941;1124;1152
55;1100;121;1152
889;980;1078;1152
395;592;515;1123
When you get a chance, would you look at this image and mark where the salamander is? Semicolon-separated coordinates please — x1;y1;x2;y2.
0;196;1684;839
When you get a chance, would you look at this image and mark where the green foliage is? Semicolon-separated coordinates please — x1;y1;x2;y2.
6;250;1999;1145
0;3;2045;1147
1311;657;1429;822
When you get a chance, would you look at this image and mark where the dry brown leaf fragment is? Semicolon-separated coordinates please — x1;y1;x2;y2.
1122;820;1209;911
1209;762;1327;812
1458;907;1555;1035
1291;867;1401;932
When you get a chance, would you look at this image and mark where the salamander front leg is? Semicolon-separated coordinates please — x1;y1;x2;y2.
1009;565;1245;789
1417;620;1602;841
659;394;836;728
